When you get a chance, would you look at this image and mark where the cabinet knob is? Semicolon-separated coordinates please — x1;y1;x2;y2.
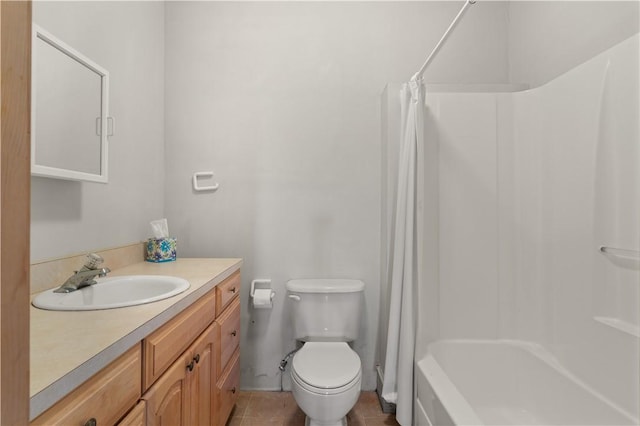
84;418;97;426
194;354;200;364
230;287;237;294
187;360;195;372
231;387;236;394
231;330;237;337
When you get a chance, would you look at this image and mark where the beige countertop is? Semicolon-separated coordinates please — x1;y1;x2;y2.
30;258;242;421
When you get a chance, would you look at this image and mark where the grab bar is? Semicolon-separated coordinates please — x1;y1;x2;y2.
599;246;640;260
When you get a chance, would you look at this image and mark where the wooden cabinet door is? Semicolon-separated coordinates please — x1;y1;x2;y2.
144;323;217;426
143;352;191;426
188;323;216;426
118;400;146;426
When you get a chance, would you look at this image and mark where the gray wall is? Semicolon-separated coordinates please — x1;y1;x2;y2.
29;0;638;397
31;1;165;262
163;1;510;391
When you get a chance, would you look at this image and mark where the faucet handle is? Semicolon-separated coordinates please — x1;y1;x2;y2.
84;253;104;270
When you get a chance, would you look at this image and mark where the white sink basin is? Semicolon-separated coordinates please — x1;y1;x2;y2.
32;275;190;311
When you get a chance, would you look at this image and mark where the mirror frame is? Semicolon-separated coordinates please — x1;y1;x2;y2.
31;24;110;183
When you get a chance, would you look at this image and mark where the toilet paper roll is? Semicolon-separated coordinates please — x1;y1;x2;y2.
252;288;273;309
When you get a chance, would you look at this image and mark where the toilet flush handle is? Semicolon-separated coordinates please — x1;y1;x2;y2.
288;294;301;301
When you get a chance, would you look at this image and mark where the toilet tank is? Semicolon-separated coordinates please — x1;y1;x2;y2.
286;279;365;342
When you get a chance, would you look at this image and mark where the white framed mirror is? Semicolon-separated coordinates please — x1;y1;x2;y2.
31;25;110;183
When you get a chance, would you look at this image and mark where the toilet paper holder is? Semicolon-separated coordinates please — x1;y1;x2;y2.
250;279;275;301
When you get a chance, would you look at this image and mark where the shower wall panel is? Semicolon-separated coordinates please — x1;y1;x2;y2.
422;34;639;418
430;93;500;339
511;34;639;417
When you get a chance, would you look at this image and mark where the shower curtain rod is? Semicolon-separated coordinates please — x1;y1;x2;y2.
414;0;476;81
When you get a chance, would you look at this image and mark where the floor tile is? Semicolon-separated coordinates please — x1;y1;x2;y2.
346;411;366;426
227;391;397;426
233;392;251;417
363;415;400;426
226;415;243;426
241;417;285;426
244;392;289;418
352;391;387;418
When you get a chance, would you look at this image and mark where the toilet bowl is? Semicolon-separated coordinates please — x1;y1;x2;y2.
286;279;365;426
290;342;362;426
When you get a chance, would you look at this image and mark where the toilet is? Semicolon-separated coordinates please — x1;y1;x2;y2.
286;279;365;426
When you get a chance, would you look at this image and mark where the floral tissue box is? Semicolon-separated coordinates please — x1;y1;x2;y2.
146;237;177;263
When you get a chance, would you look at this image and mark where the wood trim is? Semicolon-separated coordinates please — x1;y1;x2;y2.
0;1;31;424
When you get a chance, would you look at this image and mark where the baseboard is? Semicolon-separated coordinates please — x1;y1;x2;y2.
239;386;282;392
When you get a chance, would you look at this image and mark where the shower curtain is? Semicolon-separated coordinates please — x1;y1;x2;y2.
381;78;424;426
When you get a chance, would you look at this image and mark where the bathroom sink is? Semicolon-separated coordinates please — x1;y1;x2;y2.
32;275;190;311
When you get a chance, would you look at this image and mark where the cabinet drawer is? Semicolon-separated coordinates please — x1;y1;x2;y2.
216;349;240;426
215;296;240;376
143;289;216;390
32;345;142;426
215;271;240;316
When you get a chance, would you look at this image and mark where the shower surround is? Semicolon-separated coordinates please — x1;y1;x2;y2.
380;33;639;424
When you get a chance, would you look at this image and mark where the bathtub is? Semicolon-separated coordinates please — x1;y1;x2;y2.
415;340;637;426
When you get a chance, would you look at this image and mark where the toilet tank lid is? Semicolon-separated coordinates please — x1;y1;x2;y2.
286;279;364;293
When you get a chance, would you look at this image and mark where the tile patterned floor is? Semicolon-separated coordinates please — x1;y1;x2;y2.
226;391;399;426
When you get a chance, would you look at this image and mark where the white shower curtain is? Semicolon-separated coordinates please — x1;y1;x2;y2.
381;78;424;426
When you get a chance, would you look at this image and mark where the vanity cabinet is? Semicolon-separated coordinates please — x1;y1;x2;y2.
214;296;240;426
216;349;240;426
215;297;240;377
142;271;240;426
142;323;216;426
142;289;216;390
118;401;146;426
215;270;240;316
31;345;142;426
189;323;216;426
31;269;241;426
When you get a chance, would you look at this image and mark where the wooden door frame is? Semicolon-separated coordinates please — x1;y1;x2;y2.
0;1;31;424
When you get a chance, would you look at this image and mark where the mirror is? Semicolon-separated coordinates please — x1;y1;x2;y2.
31;25;110;183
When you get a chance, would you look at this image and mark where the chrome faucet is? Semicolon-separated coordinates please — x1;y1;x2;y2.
54;253;111;293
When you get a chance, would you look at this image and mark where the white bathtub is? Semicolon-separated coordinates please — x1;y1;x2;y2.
415;340;637;426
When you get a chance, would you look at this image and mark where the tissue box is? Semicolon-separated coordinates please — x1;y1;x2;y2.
145;237;177;263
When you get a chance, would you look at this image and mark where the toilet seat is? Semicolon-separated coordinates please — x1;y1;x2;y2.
292;367;361;398
292;342;361;393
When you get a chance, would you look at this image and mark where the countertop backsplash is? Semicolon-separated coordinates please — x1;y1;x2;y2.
30;242;145;294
